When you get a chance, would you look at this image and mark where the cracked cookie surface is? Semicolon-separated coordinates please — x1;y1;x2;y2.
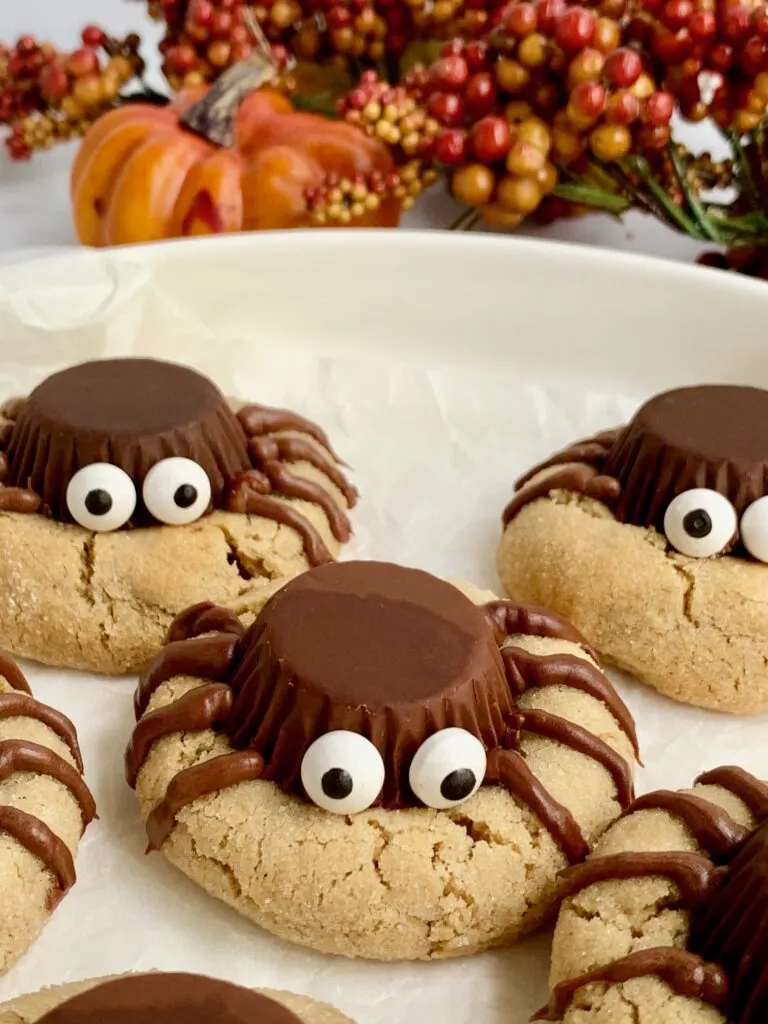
539;767;768;1023
498;386;768;713
0;414;353;676
0;653;95;974
0;974;354;1023
127;569;636;961
497;487;768;713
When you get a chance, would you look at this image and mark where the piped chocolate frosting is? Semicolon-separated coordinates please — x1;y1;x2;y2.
37;973;302;1024
130;562;636;865
224;561;512;808
5;358;252;524
0;651;95;908
504;385;768;540
533;766;768;1022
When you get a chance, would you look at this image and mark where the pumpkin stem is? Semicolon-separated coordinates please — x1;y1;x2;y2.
180;50;278;148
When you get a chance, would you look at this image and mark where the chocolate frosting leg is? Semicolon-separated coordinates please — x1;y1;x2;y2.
628;790;749;858
145;751;265;851
0;740;97;828
166;602;245;644
0;651;32;693
531;948;728;1022
37;973;303;1024
126;684;234;787
0;693;84;770
501;649;638;757
485;748;588;863
557;851;724;906
482;599;595;655
135;633;241;717
0;806;77;908
508;709;634;808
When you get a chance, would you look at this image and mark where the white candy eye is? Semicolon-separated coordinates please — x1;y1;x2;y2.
740;496;768;563
301;731;385;815
409;728;486;810
142;457;212;526
663;488;737;559
66;463;137;532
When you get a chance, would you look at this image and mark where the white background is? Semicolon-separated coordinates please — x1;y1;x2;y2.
0;0;724;262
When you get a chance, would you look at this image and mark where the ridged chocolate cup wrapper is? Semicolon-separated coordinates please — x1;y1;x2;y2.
690;818;768;1024
37;974;302;1024
604;385;768;532
225;560;512;809
5;358;251;524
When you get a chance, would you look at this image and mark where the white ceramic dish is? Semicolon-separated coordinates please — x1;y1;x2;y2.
0;231;766;1024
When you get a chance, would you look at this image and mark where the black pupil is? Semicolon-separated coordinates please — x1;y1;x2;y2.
321;768;354;801
85;489;113;517
440;768;477;802
683;509;712;539
174;484;198;509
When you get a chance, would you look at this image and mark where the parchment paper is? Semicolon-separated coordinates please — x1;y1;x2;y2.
0;247;765;1024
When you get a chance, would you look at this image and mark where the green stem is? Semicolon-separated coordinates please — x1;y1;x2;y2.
449;207;481;231
552;182;630;213
623;155;702;237
726;129;762;209
667;144;721;241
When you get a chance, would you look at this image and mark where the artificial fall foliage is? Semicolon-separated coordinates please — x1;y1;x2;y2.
3;0;768;273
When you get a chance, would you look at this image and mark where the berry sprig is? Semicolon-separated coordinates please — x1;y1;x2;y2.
2;28;143;160
304;163;436;221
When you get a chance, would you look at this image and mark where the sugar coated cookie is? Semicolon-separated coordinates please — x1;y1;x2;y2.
0;651;95;973
498;385;768;713
0;972;354;1023
0;358;355;675
126;560;637;961
535;765;768;1024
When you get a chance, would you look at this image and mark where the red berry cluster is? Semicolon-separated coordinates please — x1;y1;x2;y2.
628;0;768;130
1;29;142;160
156;0;294;89
369;6;675;225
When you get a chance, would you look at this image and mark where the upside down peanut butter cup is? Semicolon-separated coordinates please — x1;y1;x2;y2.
37;974;301;1024
224;560;512;807
5;358;251;522
603;384;768;531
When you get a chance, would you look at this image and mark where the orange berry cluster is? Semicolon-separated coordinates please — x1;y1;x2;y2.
2;29;142;160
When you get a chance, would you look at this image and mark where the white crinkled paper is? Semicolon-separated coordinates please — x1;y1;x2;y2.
0;247;765;1024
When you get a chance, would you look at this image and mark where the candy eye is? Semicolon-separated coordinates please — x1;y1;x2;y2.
663;488;737;559
66;463;137;532
409;728;486;810
740;496;768;563
300;731;385;815
142;457;212;526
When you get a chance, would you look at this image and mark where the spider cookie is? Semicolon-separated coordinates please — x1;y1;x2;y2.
0;650;95;973
498;384;768;713
535;765;768;1024
0;972;354;1023
126;560;638;961
0;357;356;674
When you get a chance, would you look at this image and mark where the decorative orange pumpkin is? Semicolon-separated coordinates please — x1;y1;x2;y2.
71;59;401;246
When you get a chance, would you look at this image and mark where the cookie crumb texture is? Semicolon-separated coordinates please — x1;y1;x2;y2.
0;665;93;974
0;976;353;1024
547;780;762;1023
0;410;350;675
133;581;634;962
497;485;768;713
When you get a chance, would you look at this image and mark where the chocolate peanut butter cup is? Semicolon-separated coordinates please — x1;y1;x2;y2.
224;560;512;808
38;974;301;1024
5;358;251;525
